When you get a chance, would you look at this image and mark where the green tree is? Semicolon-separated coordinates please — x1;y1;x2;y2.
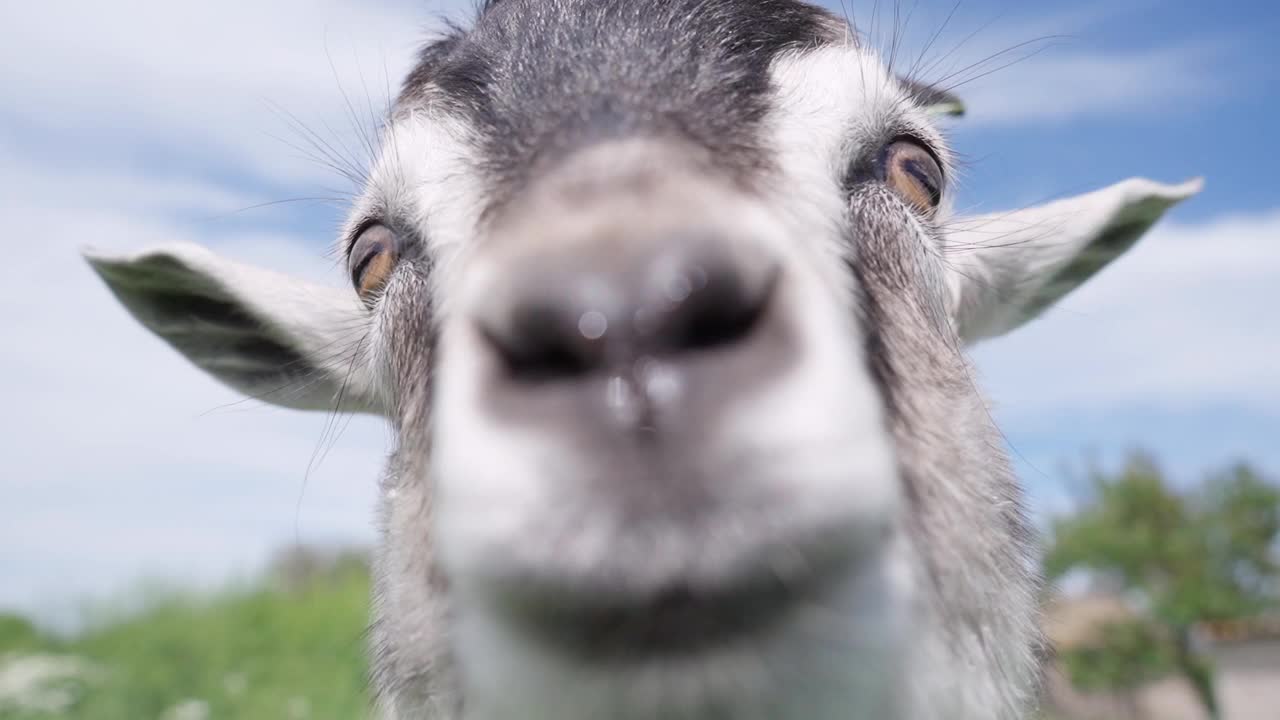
1045;453;1280;720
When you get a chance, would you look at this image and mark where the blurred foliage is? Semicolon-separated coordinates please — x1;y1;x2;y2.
0;616;45;655
0;547;372;720
1057;619;1174;693
1045;453;1280;720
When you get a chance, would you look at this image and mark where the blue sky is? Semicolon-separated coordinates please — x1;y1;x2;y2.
1;0;1276;624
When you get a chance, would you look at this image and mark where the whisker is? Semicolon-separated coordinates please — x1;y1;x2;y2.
932;39;1064;97
904;0;962;85
197;196;354;224
295;327;374;543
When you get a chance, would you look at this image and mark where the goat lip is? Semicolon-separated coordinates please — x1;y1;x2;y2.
492;552;849;660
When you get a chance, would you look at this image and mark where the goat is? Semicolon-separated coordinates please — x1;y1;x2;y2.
85;1;1200;718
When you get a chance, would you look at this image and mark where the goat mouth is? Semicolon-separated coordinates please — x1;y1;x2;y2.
497;560;841;661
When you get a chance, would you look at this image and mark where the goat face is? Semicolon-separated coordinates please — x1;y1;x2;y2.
86;1;1201;718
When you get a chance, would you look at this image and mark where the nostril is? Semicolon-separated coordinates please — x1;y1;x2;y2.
477;242;780;384
481;301;606;382
667;263;778;354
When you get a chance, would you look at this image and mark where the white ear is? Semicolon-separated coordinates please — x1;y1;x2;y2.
84;243;385;416
946;177;1204;344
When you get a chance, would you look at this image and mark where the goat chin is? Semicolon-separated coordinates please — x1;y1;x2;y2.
448;537;915;720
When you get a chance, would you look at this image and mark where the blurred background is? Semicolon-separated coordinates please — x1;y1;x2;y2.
1;1;1275;718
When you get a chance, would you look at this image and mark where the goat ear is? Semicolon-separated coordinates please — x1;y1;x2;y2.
945;177;1203;344
84;243;386;416
899;76;965;117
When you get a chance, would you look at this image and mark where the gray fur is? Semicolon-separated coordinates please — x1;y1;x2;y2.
848;187;1042;716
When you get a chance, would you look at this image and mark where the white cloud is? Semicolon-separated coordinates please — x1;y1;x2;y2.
0;0;451;188
973;208;1280;419
954;45;1217;127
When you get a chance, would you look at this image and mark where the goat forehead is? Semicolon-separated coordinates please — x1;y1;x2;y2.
355;5;948;266
395;0;841;202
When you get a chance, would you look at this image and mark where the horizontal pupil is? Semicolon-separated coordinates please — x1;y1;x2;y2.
352;241;386;289
900;157;940;205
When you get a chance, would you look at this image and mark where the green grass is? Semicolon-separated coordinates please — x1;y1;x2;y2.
0;557;373;720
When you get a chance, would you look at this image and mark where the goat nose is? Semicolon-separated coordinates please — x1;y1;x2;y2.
478;239;778;383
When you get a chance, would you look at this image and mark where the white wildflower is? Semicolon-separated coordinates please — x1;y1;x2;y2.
223;671;249;697
0;653;99;714
161;698;211;720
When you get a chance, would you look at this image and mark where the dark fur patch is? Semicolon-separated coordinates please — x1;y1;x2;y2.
110;285;314;382
399;0;839;211
90;255;322;405
1023;218;1149;320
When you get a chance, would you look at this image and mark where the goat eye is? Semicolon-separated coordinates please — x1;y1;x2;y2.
881;138;944;214
349;223;400;304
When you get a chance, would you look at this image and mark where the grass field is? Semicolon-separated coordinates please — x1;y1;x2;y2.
0;552;373;720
